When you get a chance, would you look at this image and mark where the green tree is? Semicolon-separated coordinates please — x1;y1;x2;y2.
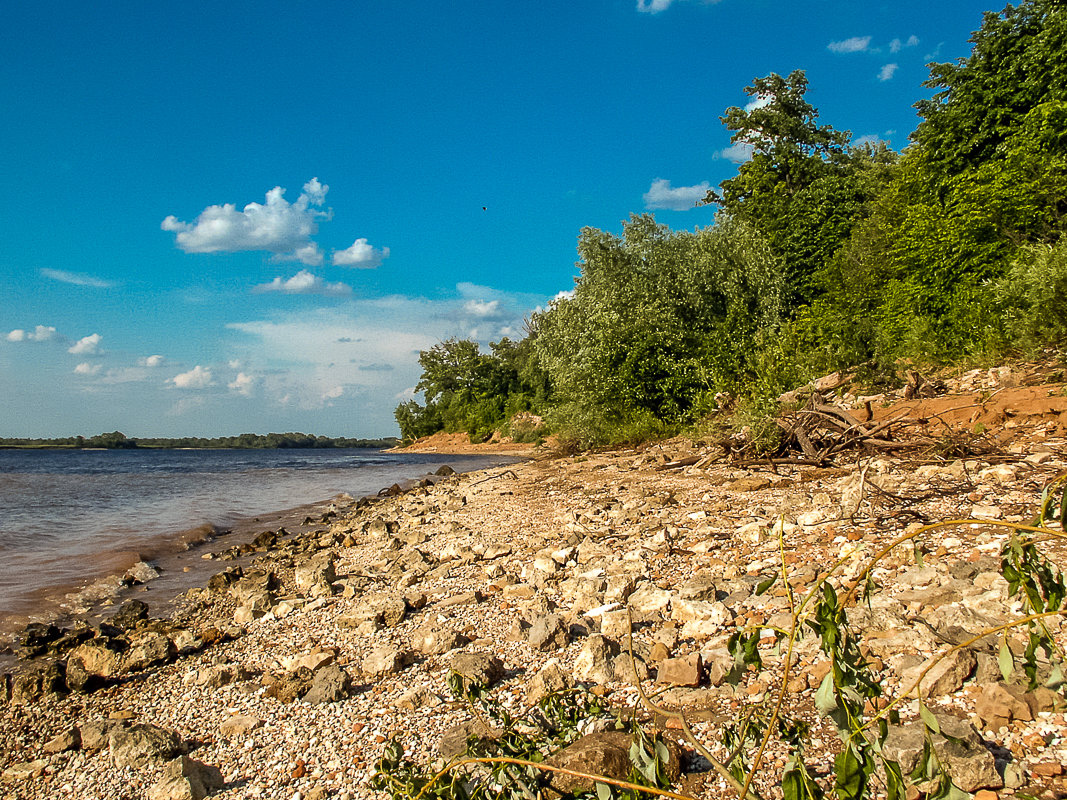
704;70;880;308
533;214;784;444
914;0;1067;176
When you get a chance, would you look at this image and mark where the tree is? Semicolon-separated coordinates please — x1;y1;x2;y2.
533;214;784;443
914;0;1067;176
703;70;879;308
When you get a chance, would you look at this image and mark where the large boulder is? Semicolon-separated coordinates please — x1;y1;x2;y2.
294;551;337;597
881;714;1002;793
545;732;682;795
302;664;353;704
147;755;224;800
110;723;183;768
66;638;126;691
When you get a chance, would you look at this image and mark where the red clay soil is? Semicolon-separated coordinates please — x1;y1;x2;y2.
872;384;1067;435
395;430;538;455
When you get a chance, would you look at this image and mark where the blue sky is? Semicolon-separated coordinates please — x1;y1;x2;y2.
1;0;993;438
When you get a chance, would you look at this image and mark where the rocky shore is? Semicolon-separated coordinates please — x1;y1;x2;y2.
2;375;1067;800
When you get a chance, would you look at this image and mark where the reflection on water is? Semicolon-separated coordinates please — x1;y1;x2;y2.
0;449;507;624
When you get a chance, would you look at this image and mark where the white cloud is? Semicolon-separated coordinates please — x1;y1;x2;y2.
636;0;721;12
68;333;102;355
892;34;920;52
642;178;712;211
172;365;214;389
333;238;390;268
161;178;331;262
828;36;872;54
74;362;101;375
463;299;503;319
878;63;899;82
41;268;114;288
322;386;343;402
286;243;325;267
853;134;887;148
719;142;755;163
228;372;255;397
744;95;773;113
141;355;165;367
224;285;546;413
253;269;352;296
7;325;57;342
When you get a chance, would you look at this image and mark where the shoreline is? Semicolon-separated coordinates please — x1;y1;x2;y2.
0;452;522;662
1;420;1066;798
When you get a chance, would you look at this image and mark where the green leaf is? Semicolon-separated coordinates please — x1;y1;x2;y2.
884;759;906;800
919;702;940;735
756;574;778;595
833;744;867;800
595;781;613;800
998;638;1014;680
814;672;837;716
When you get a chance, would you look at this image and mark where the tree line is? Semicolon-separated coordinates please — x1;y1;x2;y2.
396;0;1067;447
0;432;399;450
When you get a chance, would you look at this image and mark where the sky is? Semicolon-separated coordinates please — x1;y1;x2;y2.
1;0;996;438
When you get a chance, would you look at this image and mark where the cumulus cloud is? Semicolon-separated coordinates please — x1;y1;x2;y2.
333;238;390;268
719;142;755;163
141;355;165;367
7;325;57;342
161;178;331;262
878;63;899;81
41;268;114;288
253;269;352;296
172;365;214;389
228;372;255;397
463;299;503;319
643;178;712;211
74;362;101;375
68;333;102;355
828;36;871;54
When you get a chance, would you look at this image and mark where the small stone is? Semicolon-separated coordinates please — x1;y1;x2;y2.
219;715;263;738
1031;763;1063;778
362;646;413;677
43;728;80;754
527;614;569;651
527;659;572;705
573;634;617;685
657;653;702;687
1;759;49;782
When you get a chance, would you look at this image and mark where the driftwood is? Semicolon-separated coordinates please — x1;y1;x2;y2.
726;393;935;467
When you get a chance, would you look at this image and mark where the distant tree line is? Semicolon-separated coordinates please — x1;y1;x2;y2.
396;0;1067;447
0;431;399;450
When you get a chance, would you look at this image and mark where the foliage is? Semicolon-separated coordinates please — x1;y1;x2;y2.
533;214;784;446
996;235;1067;349
396;1;1067;450
914;0;1067;176
371;670;675;800
394;337;549;444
